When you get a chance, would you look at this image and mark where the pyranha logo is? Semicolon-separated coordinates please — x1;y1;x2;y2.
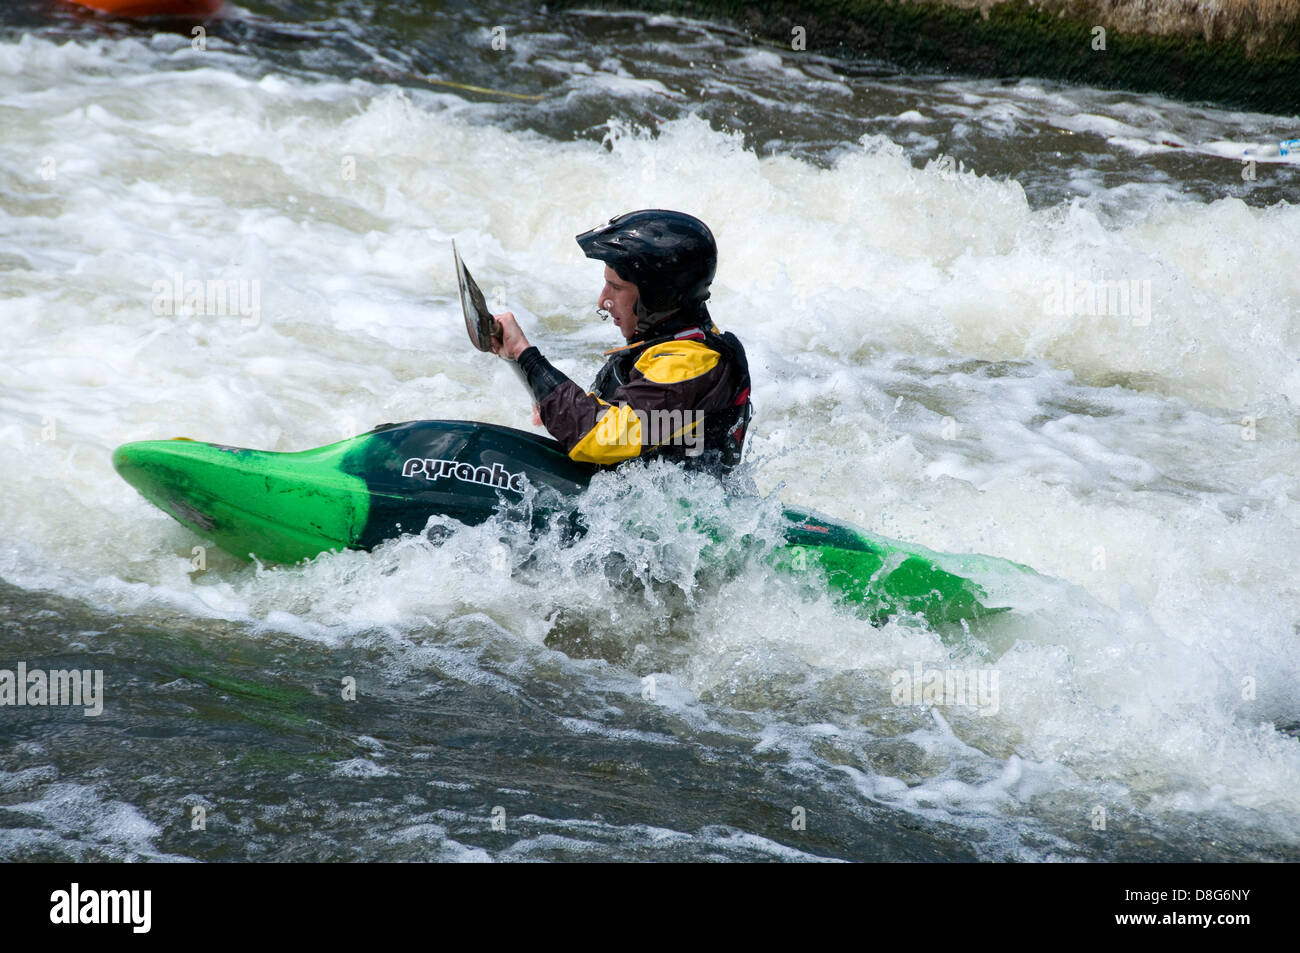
50;883;151;933
402;457;527;493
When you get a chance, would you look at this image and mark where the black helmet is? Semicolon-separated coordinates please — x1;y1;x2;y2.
576;209;716;332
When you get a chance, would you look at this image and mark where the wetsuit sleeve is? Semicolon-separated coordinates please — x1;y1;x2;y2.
536;340;733;466
517;347;635;462
517;346;569;404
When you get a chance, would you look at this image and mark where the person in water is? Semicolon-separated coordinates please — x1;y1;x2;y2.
491;209;753;473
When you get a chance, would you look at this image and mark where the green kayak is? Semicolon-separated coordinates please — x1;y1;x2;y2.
112;419;1030;631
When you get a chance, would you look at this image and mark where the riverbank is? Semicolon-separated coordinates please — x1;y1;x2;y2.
557;0;1300;113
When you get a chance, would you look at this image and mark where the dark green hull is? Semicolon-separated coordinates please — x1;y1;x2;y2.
113;420;1029;629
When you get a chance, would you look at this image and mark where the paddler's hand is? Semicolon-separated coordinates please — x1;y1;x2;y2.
491;312;530;362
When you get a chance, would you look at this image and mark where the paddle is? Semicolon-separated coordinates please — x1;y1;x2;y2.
452;241;537;415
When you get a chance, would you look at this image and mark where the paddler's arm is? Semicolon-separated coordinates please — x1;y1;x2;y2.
528;370;644;465
501;320;722;465
492;312;636;463
546;340;726;464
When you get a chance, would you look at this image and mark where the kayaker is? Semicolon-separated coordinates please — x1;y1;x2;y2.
491;209;752;473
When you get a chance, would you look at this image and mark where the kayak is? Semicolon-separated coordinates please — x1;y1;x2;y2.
64;0;223;16
112;419;1031;632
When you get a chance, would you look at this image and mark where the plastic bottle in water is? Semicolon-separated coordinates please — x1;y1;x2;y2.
1249;138;1300;157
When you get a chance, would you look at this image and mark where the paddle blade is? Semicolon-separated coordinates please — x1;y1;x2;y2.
453;240;498;352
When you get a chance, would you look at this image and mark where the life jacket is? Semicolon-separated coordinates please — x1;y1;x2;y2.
590;323;753;473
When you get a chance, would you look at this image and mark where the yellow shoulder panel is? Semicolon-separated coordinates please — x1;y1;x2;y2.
633;340;720;385
569;402;644;465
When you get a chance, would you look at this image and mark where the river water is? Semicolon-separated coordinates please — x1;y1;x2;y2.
2;0;1298;862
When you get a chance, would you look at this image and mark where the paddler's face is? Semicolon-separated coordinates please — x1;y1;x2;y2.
599;265;640;340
